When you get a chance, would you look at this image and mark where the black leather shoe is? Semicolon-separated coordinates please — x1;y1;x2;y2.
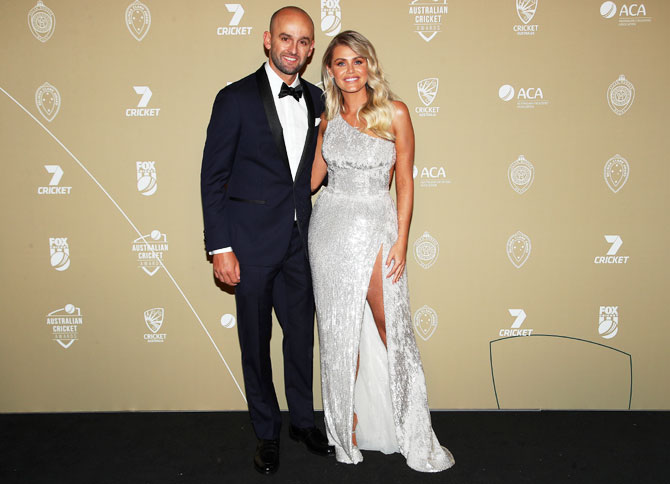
288;425;335;457
254;439;280;475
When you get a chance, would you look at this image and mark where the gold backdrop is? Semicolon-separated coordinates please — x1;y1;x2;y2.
1;0;668;412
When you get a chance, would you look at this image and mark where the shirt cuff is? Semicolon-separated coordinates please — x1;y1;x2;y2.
209;247;233;255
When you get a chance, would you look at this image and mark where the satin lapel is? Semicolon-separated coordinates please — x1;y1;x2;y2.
294;78;316;185
255;67;291;175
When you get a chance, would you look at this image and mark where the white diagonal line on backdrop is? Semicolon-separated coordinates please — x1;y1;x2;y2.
1;86;246;404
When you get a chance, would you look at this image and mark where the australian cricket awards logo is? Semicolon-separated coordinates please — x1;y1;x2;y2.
416;78;440;117
507;231;531;268
598;306;619;339
136;161;157;196
414;305;438;341
35;82;61;122
28;1;55;42
499;309;533;337
49;237;70;271
125;1;151;42
143;307;166;343
604;154;629;193
46;304;83;349
607;75;635;116
217;4;253;36
408;0;448;43
600;2;651;27
321;0;342;37
594;235;629;264
514;0;539;35
38;165;71;195
413;231;439;269
132;230;168;276
508;155;534;194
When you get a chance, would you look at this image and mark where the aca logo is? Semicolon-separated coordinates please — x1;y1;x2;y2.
35;82;61;122
28;1;55;42
217;4;253;36
604;154;629;193
600;2;651;26
132;230;168;276
508;155;534;194
607;75;635;116
413;231;439;269
126;86;160;117
49;237;70;271
594;235;629;264
321;0;342;37
221;313;236;328
513;0;539;36
407;0;448;43
499;309;534;337
414;305;438;341
415;78;440;117
46;304;83;349
598;306;619;339
38;165;71;195
499;84;548;109
506;231;531;268
143;307;166;343
125;0;151;42
136;161;157;196
414;164;450;187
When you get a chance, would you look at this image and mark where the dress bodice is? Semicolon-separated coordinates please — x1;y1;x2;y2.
321;115;396;196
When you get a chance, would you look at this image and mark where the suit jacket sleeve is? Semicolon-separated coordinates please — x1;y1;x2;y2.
200;87;241;252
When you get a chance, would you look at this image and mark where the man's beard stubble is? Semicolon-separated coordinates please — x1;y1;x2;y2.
271;50;303;76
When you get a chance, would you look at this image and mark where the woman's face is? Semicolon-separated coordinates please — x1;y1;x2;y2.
328;44;369;95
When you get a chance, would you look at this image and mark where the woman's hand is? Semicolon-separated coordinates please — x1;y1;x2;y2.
386;240;408;284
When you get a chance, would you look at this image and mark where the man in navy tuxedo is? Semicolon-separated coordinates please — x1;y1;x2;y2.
200;6;333;474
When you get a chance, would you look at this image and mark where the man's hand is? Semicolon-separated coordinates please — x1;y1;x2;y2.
213;251;241;286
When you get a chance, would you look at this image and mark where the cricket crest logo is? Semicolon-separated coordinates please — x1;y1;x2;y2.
413;231;439;269
28;1;55;42
506;231;531;268
144;307;164;333
125;0;151;42
417;78;439;106
508;155;534;194
35;82;61;122
414;305;438;341
604;155;629;193
517;0;538;24
607;75;635;116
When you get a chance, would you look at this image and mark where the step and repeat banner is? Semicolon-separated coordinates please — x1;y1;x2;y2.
1;1;668;412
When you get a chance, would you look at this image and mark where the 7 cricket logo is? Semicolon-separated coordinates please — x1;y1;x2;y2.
594;235;629;264
38;164;71;195
217;4;253;36
126;86;160;117
499;309;533;337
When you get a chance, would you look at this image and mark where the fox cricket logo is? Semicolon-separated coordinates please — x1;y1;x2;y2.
125;0;151;42
508;155;534;194
38;165;71;195
607;75;635;116
416;78;440;117
144;307;167;343
132;230;168;276
598;306;619;339
499;84;548;109
217;4;252;36
414;164;450;188
35;82;61;122
594;235;629;264
414;305;438;341
499;309;534;337
413;231;439;269
28;1;55;42
514;0;539;36
126;86;160;117
408;0;448;43
136;161;157;196
604;154;629;193
46;304;83;349
221;313;236;328
49;237;70;271
506;231;531;268
321;0;342;37
600;2;651;27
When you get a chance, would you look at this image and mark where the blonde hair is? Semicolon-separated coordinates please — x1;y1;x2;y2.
321;30;397;141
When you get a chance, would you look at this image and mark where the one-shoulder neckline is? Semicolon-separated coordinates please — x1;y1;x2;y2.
338;114;395;145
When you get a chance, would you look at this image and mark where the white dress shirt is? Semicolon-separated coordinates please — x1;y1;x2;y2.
210;62;308;255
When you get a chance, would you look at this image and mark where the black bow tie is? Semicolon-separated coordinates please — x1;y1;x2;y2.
278;82;303;101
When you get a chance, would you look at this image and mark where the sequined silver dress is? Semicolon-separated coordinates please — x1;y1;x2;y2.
308;115;455;472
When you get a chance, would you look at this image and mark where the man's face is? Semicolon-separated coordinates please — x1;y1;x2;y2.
263;11;314;78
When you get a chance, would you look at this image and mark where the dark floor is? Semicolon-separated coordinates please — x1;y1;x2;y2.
1;411;667;484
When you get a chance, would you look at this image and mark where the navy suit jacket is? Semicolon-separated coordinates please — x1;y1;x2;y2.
201;65;324;266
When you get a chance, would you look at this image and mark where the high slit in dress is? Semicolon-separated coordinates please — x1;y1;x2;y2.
308;114;455;472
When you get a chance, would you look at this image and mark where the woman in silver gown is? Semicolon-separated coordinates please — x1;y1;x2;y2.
308;31;455;472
